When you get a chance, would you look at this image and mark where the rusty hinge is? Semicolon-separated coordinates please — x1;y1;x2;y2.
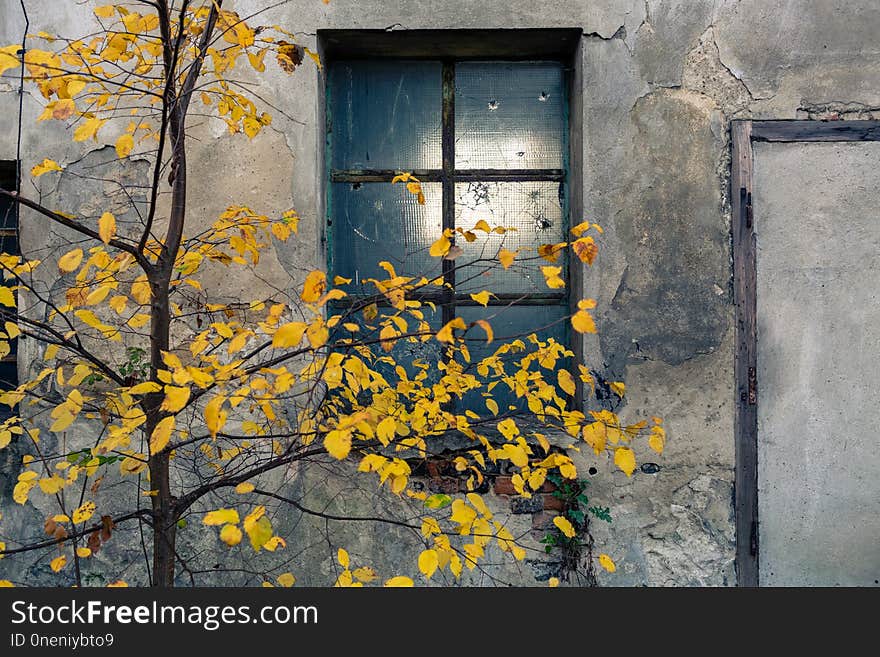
745;191;753;230
747;366;757;405
750;520;758;557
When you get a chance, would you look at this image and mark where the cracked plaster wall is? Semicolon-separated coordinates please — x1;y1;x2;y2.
0;0;878;586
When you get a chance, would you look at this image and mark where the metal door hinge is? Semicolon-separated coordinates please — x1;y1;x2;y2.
748;366;757;405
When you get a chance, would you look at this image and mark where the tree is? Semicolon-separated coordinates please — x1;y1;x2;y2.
0;1;663;588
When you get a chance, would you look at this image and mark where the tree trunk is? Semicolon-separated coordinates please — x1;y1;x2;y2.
147;281;176;587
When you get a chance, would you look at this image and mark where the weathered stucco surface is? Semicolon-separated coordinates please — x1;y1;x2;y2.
1;0;878;586
754;142;880;586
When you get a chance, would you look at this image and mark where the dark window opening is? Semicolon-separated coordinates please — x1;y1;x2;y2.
323;33;579;413
0;160;19;398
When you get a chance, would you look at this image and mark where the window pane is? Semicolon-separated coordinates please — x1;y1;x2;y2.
456;304;569;412
455;62;565;170
330;61;442;170
330;182;443;285
329;303;443;385
0;162;16;229
454;181;566;294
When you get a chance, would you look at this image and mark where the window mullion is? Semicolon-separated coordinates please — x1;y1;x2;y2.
441;60;456;326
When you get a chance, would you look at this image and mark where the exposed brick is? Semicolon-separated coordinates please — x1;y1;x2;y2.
493;476;516;496
427;477;459;494
510;495;543;514
531;510;559;531
542;493;565;511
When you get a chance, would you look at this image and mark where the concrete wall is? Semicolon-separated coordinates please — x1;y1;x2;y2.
1;0;879;586
755;142;880;586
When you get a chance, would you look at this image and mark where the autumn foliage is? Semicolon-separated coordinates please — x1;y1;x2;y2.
0;1;662;588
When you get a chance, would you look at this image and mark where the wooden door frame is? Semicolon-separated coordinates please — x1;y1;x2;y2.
731;119;880;586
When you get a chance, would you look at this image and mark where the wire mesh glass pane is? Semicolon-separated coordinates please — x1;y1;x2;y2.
330;182;443;286
456;304;570;412
454;181;566;295
455;62;565;170
330;61;442;170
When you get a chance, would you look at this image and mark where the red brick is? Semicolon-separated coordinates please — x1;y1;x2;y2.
493;476;516;496
542;493;565;511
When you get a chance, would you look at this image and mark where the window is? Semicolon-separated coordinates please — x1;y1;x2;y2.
325;41;575;411
0;160;18;396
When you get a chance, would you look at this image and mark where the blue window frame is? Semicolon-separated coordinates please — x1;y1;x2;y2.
326;59;570;410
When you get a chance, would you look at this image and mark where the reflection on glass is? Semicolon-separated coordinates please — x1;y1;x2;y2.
330;182;442;286
330;61;442;170
454;181;566;294
455;62;564;170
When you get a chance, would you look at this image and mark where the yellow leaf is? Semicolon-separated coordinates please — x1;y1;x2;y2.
429;233;451;258
263;536;286;551
557;369;576;396
160;385;190;413
98;212;116;244
469;290;491;307
109;295;127;314
553;515;576;538
306;319;329;349
572;236;598;265
106;580;128;587
73;117;106;142
337;548;350;569
13;480;34;504
570;221;591;237
205;396;227;438
324;429;351;460
436;317;466;343
384;576;414;587
115;134;134;159
235;482;255;494
649;426;665;454
94;5;116;18
203;508;240;526
72;501;96;524
300;270;327;303
609;381;625;397
272;321;307;348
352;566;378;583
4;321;20;338
485;398;499;415
0;580;13;587
31;158;62;177
418;549;439;579
243;117;262;139
379;325;397;352
130;276;151;304
246;515;273;552
582;422;606;454
0;288;15;308
50;555;67;572
549;577;560;587
541;265;566;289
58;248;83;273
149;415;175;454
129;381;162;394
571;310;596;334
277;572;296;587
474;319;493;344
498;248;516;269
76;547;91;558
220;524;243;547
38;476;65;494
598;553;616;573
614;447;636;477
